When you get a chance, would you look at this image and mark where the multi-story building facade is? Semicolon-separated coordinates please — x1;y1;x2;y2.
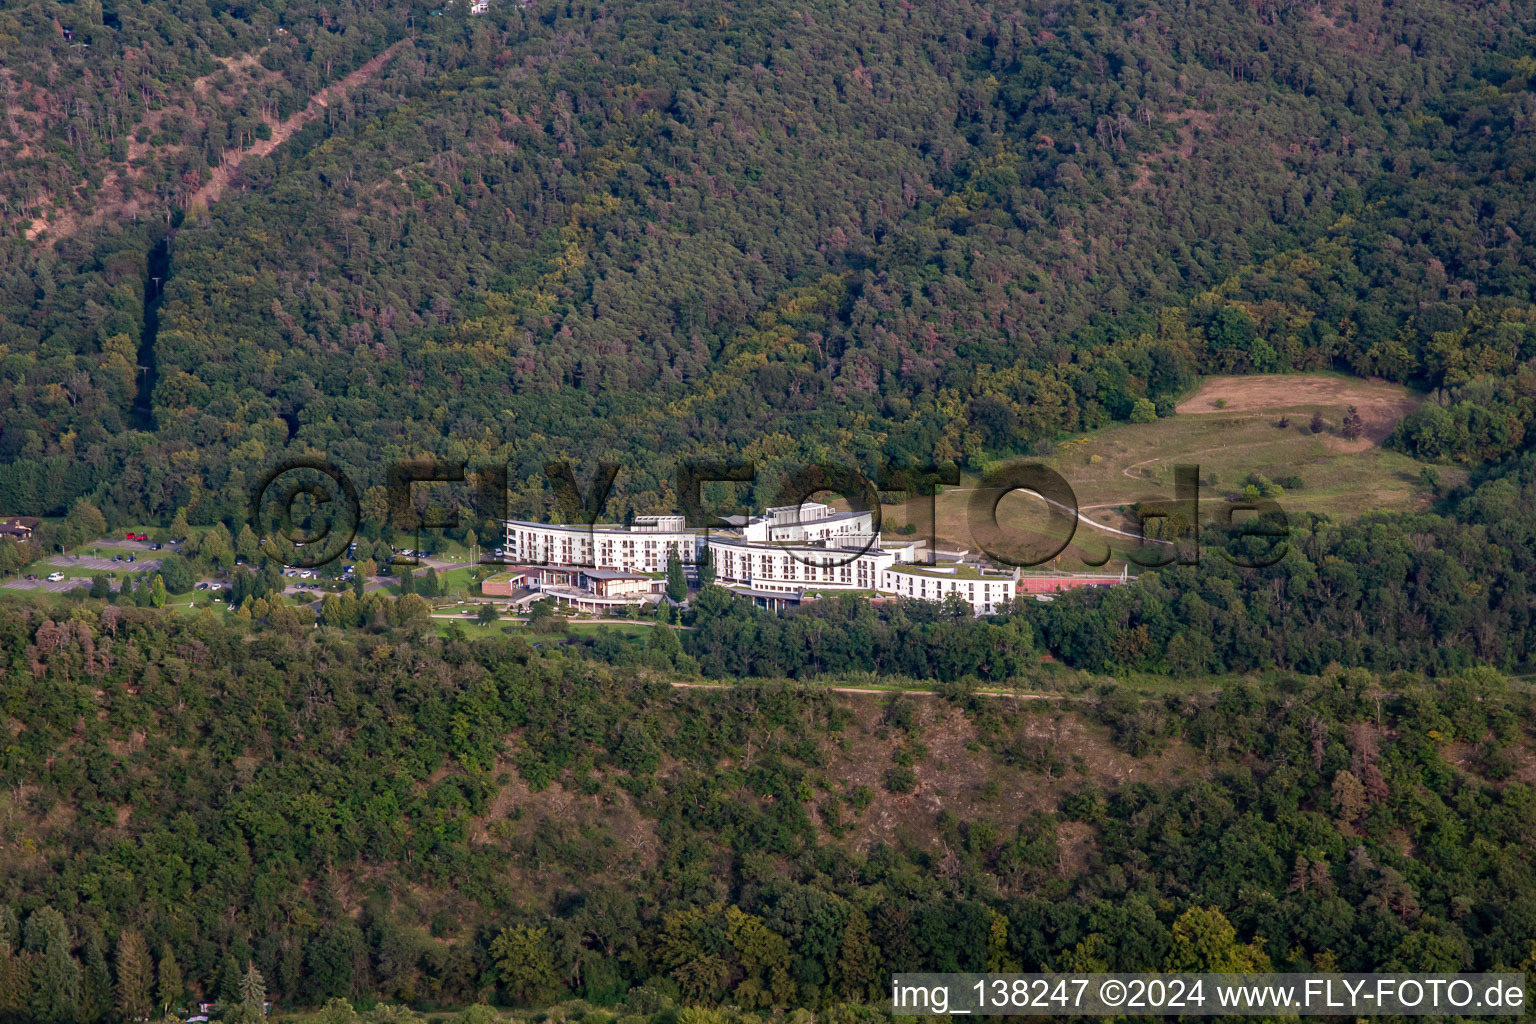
705;537;895;595
501;514;697;574
500;503;1128;613
880;564;1018;614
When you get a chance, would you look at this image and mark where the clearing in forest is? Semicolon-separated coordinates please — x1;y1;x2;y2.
881;374;1461;570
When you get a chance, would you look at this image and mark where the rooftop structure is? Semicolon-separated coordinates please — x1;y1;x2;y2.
0;517;39;540
498;506;1132;613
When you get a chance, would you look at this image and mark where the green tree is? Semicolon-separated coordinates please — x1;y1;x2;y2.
665;550;687;602
26;908;79;1024
115;930;153;1022
315;996;359;1024
1129;398;1158;423
1332;770;1367;825
155;945;182;1015
81;926;112;1024
216;954;242;1003
158;555;196;594
150;575;168;608
0;906;29;1018
1167;908;1268;972
477;603;499;626
66;499;108;547
201;526;235;570
490;925;559;1005
235;524;260;563
1341;405;1364;440
833;908;879;1001
306;922;365;1001
238;963;265;1014
418;568;440;598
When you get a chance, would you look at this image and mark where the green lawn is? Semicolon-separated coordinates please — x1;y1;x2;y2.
880;374;1463;569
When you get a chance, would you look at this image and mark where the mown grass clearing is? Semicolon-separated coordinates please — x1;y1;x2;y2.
881;374;1466;568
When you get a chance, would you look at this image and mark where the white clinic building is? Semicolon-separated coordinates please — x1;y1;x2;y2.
706;537;894;596
880;564;1018;614
501;514;698;574
500;501;1117;613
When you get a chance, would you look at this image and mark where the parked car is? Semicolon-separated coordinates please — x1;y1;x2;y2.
125;555;135;562
25;574;37;581
196;583;209;590
46;572;65;582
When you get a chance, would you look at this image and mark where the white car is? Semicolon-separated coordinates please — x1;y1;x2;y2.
46;572;65;582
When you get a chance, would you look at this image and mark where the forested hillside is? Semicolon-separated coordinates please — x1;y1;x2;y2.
7;1;1536;1018
0;0;412;238
3;0;1534;524
1;601;1534;1020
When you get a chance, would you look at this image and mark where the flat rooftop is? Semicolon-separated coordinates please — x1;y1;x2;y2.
504;519;700;534
887;562;1014;580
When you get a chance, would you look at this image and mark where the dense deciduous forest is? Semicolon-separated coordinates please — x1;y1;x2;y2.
2;0;1534;525
1;602;1535;1021
6;0;1536;1019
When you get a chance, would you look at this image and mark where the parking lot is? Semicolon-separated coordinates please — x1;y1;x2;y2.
2;577;90;592
92;536;182;553
51;555;162;572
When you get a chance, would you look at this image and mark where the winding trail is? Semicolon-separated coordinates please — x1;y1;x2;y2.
1026;491;1172;546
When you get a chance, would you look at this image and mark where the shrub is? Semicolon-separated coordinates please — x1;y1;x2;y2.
885;765;917;793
